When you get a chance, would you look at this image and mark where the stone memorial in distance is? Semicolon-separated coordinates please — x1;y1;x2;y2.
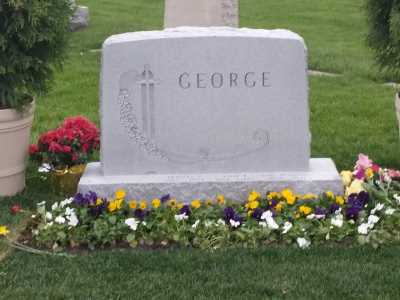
79;27;343;200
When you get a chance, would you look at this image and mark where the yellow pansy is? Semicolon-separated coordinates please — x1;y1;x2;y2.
294;213;301;219
96;198;103;206
267;191;281;200
302;193;317;200
340;170;353;187
346;179;365;196
275;202;283;212
168;199;177;208
247;210;253;217
281;188;296;205
115;189;126;200
325;191;334;199
108;200;118;212
177;202;184;209
205;199;213;206
299;205;312;216
336;196;345;206
116;198;124;209
191;199;201;209
129;200;137;209
0;226;9;236
152;198;161;209
248;190;261;202
216;194;225;205
139;200;147;210
365;168;374;179
249;200;259;210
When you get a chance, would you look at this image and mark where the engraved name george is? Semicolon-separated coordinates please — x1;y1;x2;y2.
178;72;271;89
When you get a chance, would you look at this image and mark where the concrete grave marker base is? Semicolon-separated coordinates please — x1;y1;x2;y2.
79;158;343;200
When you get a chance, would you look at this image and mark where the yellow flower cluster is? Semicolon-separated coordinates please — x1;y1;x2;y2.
281;188;296;205
0;226;9;236
299;205;312;216
108;189;127;212
245;190;261;210
191;199;201;209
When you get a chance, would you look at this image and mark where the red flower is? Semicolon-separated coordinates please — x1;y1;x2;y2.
372;164;380;173
63;145;72;153
29;144;39;155
10;204;22;215
49;142;63;153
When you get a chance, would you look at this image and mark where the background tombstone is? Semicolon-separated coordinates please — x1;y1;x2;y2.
164;0;238;28
78;27;343;200
69;0;90;32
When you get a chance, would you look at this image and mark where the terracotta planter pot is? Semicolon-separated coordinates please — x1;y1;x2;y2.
396;92;400;138
0;102;34;196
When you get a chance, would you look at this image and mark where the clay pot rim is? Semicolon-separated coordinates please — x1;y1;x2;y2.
0;98;35;122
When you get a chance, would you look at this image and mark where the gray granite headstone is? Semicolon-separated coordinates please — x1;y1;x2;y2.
164;0;238;28
70;5;89;32
79;27;343;200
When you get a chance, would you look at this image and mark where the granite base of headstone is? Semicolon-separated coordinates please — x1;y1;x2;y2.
78;27;343;200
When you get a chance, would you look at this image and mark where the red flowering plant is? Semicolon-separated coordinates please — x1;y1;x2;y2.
29;116;100;170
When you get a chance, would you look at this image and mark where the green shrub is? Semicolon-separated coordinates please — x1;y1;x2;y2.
366;0;400;81
0;0;73;110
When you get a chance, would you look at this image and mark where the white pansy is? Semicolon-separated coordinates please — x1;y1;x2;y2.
348;219;355;224
67;213;79;227
357;223;370;235
65;207;75;216
266;218;279;230
296;237;311;249
306;214;315;220
282;221;293;234
367;215;379;225
394;194;400;205
60;198;74;208
37;201;45;206
125;218;139;231
229;219;240;228
217;219;226;226
51;202;59;211
370;203;384;215
45;212;53;221
174;213;188;222
259;221;267;228
261;210;273;220
334;207;342;215
192;220;200;229
315;214;326;220
38;163;51;173
55;216;66;224
260;210;279;230
385;208;396;215
331;214;344;228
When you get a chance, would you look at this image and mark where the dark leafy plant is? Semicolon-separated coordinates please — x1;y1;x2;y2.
366;0;400;81
0;0;73;110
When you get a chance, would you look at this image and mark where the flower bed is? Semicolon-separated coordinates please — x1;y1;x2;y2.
2;154;400;251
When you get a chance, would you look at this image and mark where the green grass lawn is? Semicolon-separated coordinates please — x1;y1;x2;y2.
1;0;400;299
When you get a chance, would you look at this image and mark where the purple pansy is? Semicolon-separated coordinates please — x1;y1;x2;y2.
179;205;191;216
